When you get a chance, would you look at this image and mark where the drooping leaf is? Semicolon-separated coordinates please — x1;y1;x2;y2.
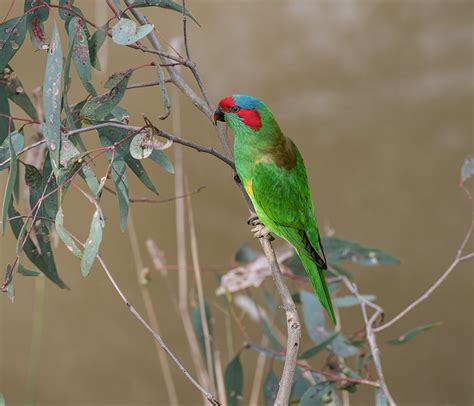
224;354;243;406
0;130;24;171
2;135;17;234
3;74;38;119
263;369;279;406
110;158;129;231
130;0;200;25
0;16;28;72
375;388;388;406
81;69;132;120
322;236;400;266
55;207;82;258
235;242;258;263
298;333;339;360
387;322;442;345
89;23;108;71
81;208;104;277
67;17;95;95
191;298;214;362
299;382;334;406
8;203;68;288
18;263;39;277
98;127;158;194
332;295;376;308
24;0;50;49
461;154;474;183
155;64;170;119
0;84;12;144
301;290;358;358
58;0;86;30
111;18;154;45
149;150;174;173
42;22;63;171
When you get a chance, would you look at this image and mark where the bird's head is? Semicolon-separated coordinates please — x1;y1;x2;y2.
213;94;270;132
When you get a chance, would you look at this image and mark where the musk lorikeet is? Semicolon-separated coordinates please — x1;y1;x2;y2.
214;94;336;324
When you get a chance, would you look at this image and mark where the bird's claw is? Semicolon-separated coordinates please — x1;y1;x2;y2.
251;223;275;241
247;215;260;226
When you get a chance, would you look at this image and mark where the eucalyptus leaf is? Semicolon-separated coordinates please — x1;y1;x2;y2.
81;209;104;277
0;84;11;144
375;388;388;406
149;150;174;173
191;298;214;362
387;322;442;345
299;333;339;360
224;354;243;406
299;382;334;406
112;19;154;45
332;294;376;308
18;263;39;277
2;136;17;234
55;207;82;258
235;242;258;263
0;16;28;72
42;22;63;171
130;0;200;25
3;75;38;119
155;64;170;119
0;130;24;171
263;369;279;406
111;158;129;231
24;0;50;49
89;23;108;71
461;154;474;183
130;132;153;160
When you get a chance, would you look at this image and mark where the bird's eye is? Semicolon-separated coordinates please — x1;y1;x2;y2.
230;106;240;113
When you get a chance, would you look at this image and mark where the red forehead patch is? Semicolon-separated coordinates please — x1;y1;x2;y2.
237;109;262;130
218;96;235;111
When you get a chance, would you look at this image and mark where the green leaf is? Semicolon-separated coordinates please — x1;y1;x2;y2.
88;23;108;71
18;263;39;277
130;131;153;159
155;64;170;119
2;135;17;234
3;74;38;119
0;130;24;171
332;295;376;308
149;150;174;173
191;298;214;362
322;236;400;266
299;382;334;406
0;391;5;405
263;369;279;406
98;127;158;194
234;242;258;263
299;333;339;360
42;22;63;171
58;1;87;30
24;0;50;49
0;84;12;144
67;17;95;95
301;290;358;358
290;371;313;403
8;203;68;288
55;207;82;258
224;354;243;406
263;289;277;313
461;154;474;183
130;0;200;26
111;158;129;231
375;388;388;406
81;208;104;277
387;322;442;345
0;16;28;72
112;18;154;45
81;69;132;120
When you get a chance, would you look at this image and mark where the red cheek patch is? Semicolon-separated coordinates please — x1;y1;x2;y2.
237;109;262;130
218;96;235;111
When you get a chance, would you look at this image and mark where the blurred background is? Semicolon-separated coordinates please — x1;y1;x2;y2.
0;0;472;404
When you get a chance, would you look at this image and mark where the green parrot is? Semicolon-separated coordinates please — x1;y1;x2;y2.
214;94;336;324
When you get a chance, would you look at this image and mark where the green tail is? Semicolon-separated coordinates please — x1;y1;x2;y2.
298;250;336;325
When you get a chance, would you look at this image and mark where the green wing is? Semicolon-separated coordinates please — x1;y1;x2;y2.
251;144;336;324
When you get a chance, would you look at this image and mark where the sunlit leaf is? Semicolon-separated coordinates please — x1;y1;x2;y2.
0;130;24;171
263;369;278;406
0;17;27;72
111;158;129;231
300;381;334;406
299;333;339;360
235;242;258;263
387;322;442;345
18;263;39;277
81;69;132;120
461;154;474;183
130;0;200;25
332;294;376;308
375;388;388;406
224;354;243;406
81;208;104;277
2;136;17;234
322;236;400;266
42;22;63;171
55;207;82;258
88;23;108;71
112;18;153;45
3;74;38;119
24;0;50;49
67;17;95;95
8;203;67;288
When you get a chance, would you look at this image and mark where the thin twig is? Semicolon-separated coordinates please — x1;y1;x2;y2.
103;184;206;204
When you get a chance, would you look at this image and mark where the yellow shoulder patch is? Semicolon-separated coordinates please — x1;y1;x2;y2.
244;178;253;197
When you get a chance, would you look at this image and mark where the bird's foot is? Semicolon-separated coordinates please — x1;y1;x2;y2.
248;216;274;241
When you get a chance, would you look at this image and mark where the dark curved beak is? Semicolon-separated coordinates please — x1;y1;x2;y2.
213;106;225;124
